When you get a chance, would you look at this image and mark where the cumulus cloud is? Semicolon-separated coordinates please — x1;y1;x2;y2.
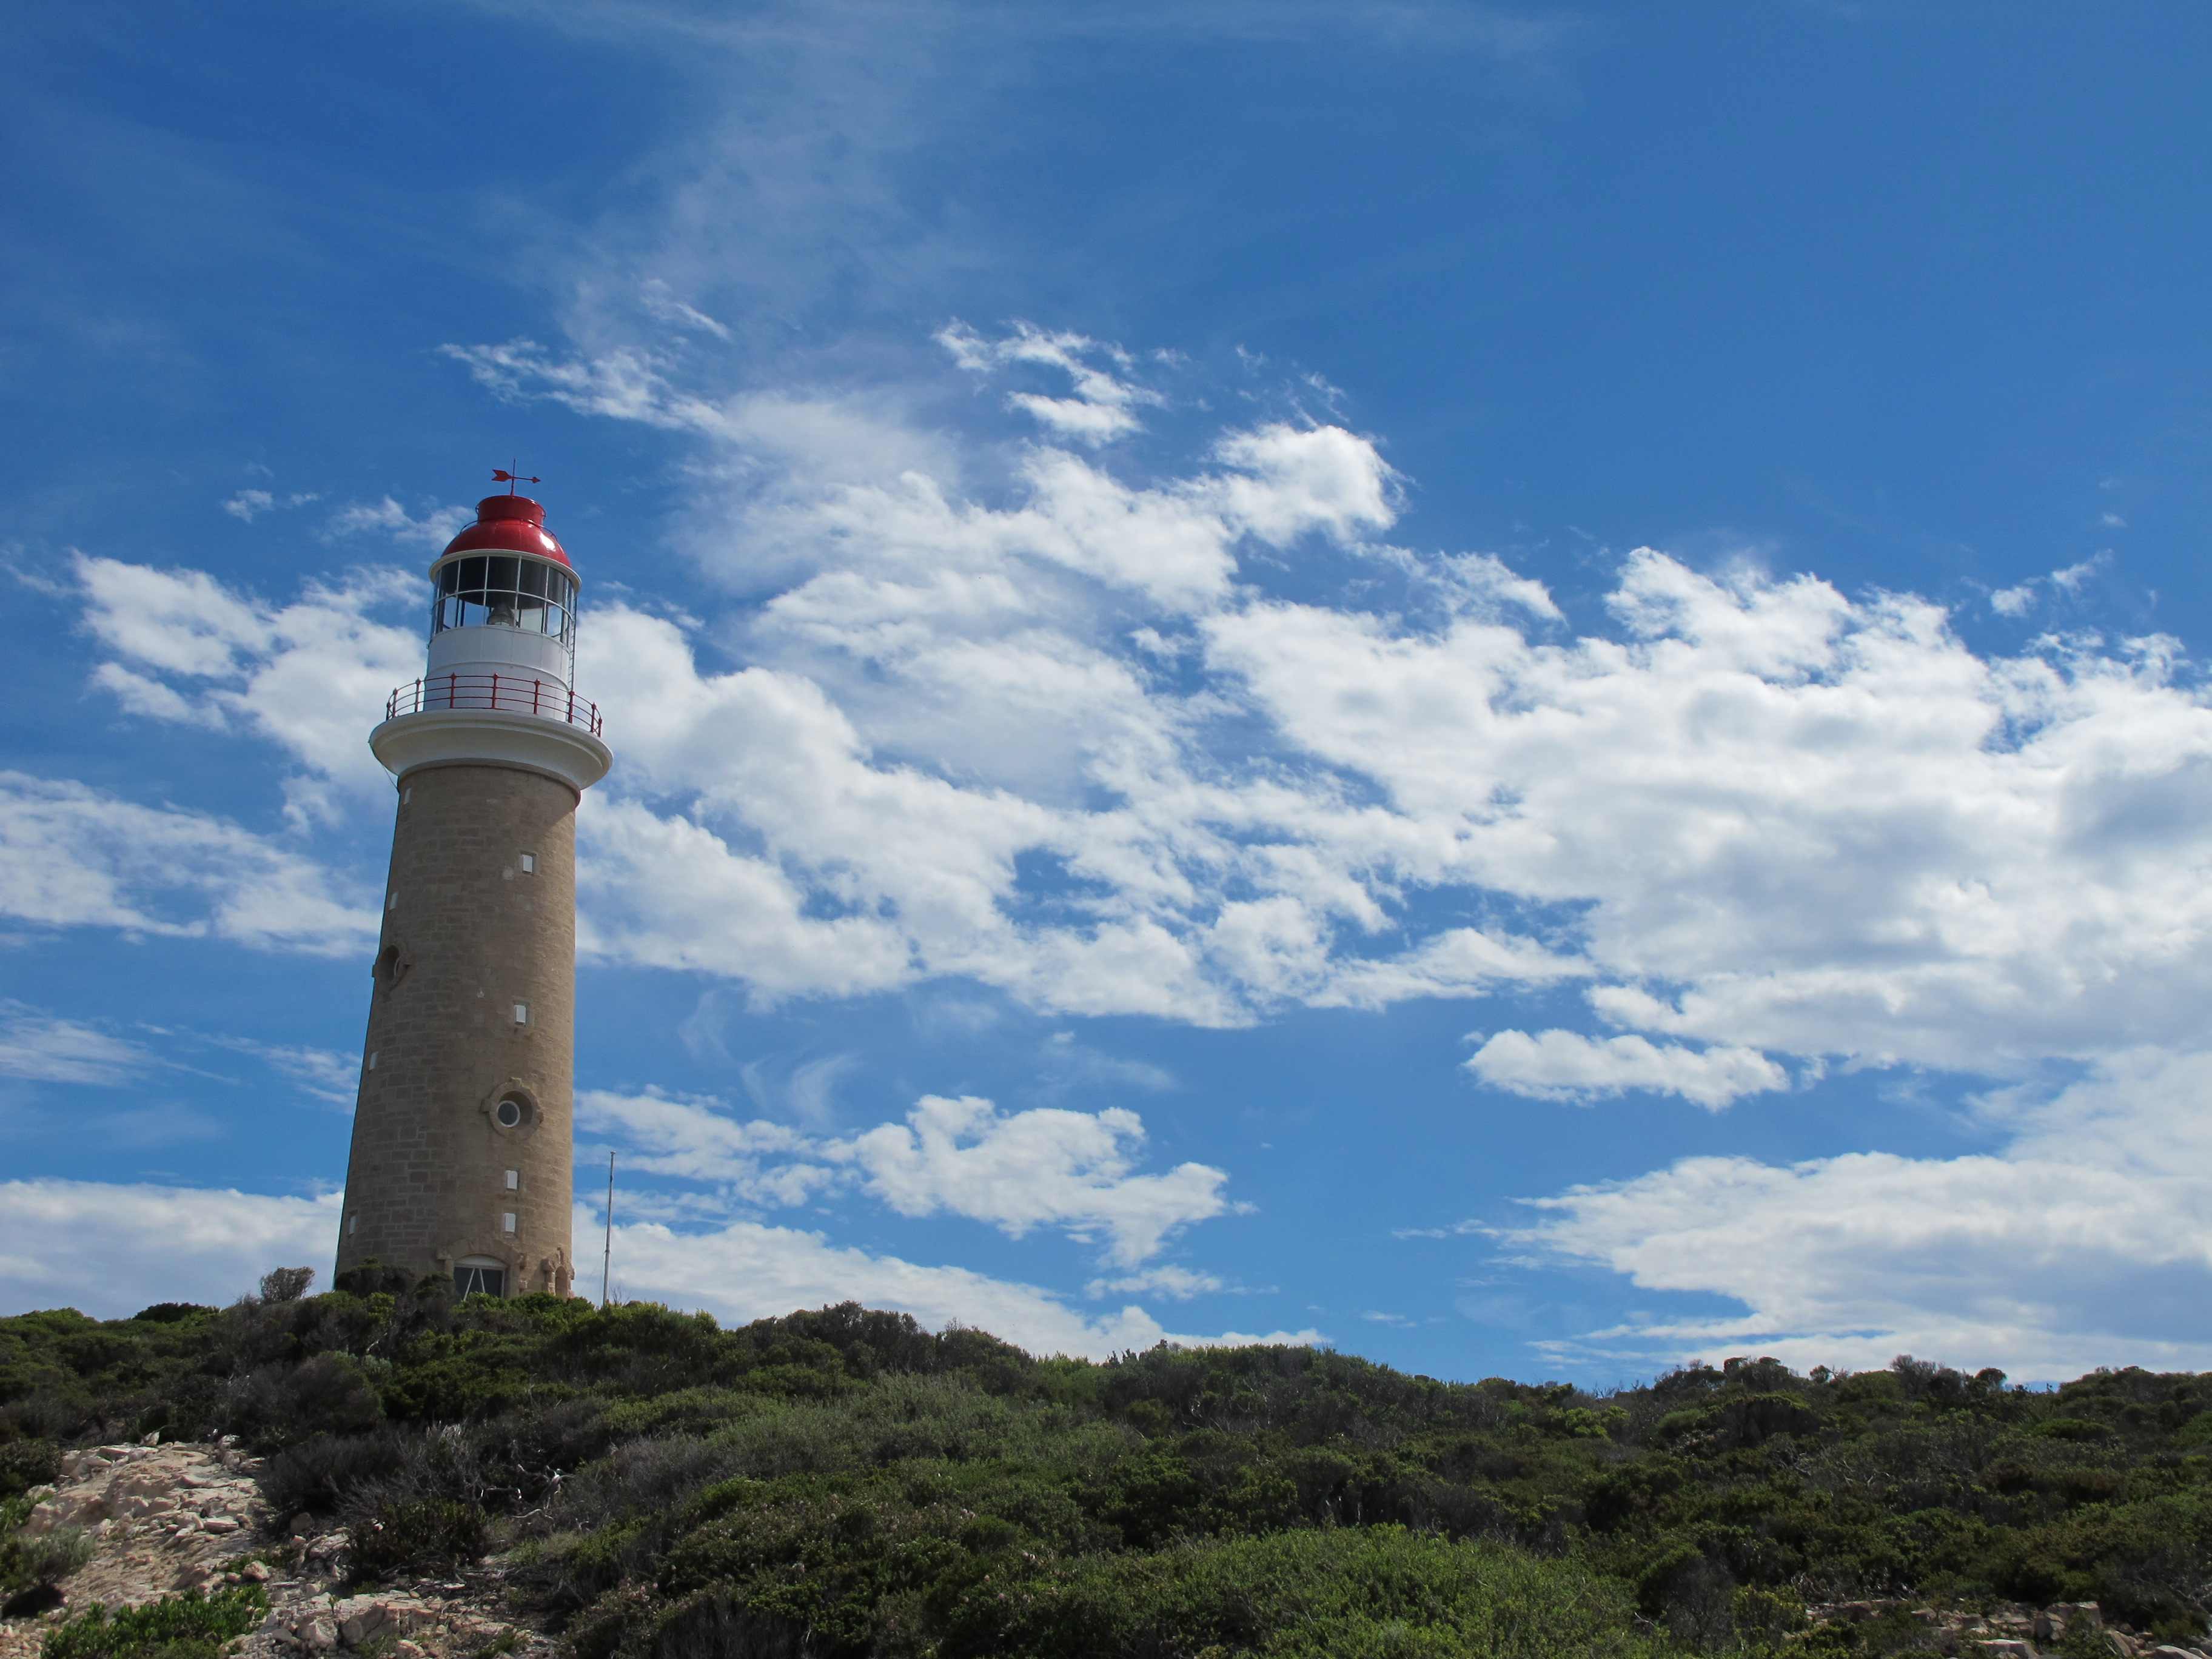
0;1180;340;1318
0;1176;1312;1359
1466;1030;1789;1110
73;347;2212;1105
833;1094;1230;1266
577;1087;1232;1269
1506;1049;2212;1378
577;1087;833;1206
0;772;376;954
73;554;421;809
592;1208;1319;1359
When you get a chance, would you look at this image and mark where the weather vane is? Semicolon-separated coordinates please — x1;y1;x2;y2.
492;463;540;494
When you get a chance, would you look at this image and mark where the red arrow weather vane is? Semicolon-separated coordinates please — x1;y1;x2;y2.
492;464;540;494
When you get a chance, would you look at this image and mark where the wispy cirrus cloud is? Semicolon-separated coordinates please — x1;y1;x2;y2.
0;1002;152;1087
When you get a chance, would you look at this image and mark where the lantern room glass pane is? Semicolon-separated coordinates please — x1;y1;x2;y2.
519;560;547;599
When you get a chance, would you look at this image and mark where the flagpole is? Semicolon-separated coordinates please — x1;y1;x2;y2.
601;1150;615;1310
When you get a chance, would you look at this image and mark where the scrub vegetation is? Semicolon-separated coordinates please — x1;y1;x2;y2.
5;1268;2212;1656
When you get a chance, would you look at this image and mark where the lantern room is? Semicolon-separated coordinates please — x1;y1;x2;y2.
425;495;581;689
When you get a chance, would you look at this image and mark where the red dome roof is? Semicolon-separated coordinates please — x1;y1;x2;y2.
438;495;571;566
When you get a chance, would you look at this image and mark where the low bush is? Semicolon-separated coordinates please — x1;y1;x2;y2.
41;1585;267;1659
349;1497;491;1581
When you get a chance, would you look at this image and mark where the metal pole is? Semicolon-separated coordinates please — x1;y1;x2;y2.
601;1150;615;1310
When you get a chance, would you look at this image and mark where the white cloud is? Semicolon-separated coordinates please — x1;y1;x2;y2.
578;1087;1234;1269
576;1087;833;1206
0;1004;151;1086
0;772;377;955
596;1208;1319;1359
0;1175;1311;1359
0;1181;339;1318
73;554;422;809
1085;1265;1227;1301
66;345;2212;1099
938;321;1161;445
223;490;319;523
1466;1030;1789;1110
640;278;734;341
1513;1049;2212;1379
832;1094;1231;1266
323;497;474;548
1989;553;2110;618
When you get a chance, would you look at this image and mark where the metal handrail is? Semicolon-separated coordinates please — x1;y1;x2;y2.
385;675;603;737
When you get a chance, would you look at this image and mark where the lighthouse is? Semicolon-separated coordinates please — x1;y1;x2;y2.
335;488;611;1298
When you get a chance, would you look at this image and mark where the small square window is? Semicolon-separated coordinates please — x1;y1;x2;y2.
504;1169;519;1191
387;891;398;910
347;1215;358;1235
519;853;535;874
367;1052;377;1070
401;787;412;805
501;1212;517;1234
513;1002;529;1025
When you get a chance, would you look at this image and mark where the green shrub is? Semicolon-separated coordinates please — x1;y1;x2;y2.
41;1585;266;1659
947;1525;1676;1659
1;1526;94;1597
0;1439;60;1498
349;1498;490;1581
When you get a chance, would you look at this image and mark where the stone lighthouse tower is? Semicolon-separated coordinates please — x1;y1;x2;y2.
335;488;611;1298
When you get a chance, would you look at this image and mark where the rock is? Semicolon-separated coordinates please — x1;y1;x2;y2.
201;1516;241;1534
140;1432;160;1446
1977;1643;2035;1658
244;1562;273;1583
2108;1635;2142;1658
289;1515;317;1537
330;1597;440;1649
303;1616;340;1652
393;1644;427;1659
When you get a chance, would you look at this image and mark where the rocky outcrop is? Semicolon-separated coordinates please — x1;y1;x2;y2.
1806;1597;2212;1658
0;1438;549;1659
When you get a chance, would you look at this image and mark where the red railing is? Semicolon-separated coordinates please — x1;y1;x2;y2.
386;675;603;737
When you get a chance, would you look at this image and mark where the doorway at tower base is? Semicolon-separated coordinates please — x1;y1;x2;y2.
439;1243;577;1298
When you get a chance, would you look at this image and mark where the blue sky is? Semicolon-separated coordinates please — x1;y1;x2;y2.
6;0;2212;1384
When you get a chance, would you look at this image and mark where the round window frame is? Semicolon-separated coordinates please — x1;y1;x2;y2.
484;1084;539;1139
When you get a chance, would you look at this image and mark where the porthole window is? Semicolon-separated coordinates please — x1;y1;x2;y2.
495;1098;524;1129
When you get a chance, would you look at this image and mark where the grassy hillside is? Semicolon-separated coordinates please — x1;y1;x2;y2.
5;1267;2212;1656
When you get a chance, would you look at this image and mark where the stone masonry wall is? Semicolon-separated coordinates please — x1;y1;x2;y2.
334;762;578;1295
